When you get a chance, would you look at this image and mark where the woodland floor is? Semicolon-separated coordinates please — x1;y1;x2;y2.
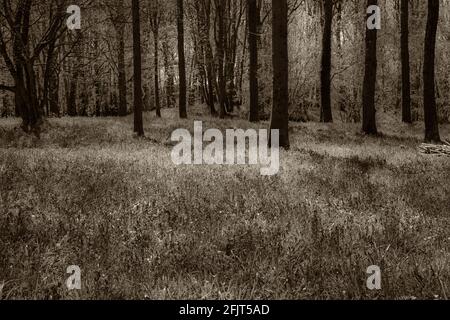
0;107;449;299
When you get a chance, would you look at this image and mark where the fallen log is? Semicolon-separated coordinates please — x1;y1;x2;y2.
418;140;450;156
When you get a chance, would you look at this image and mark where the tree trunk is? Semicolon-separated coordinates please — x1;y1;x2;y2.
153;28;161;118
362;0;378;135
177;0;187;119
117;27;128;116
320;0;333;123
132;0;144;136
270;0;289;149
67;31;82;117
423;0;441;142
13;0;43;133
248;0;259;122
216;0;227;119
400;0;412;123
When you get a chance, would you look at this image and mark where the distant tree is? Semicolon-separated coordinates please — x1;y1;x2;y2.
270;0;289;148
400;0;412;123
320;0;333;123
67;31;81;117
214;0;227;119
132;0;144;136
177;0;187;119
362;0;378;135
106;0;128;117
423;0;441;143
248;0;259;122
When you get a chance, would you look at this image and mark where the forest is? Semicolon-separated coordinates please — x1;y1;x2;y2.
0;0;449;300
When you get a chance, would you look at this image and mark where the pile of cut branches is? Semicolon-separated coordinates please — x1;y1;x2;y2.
419;140;450;156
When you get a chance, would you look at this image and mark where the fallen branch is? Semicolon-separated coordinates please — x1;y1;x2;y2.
418;140;450;156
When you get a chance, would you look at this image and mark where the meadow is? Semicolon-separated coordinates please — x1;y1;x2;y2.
0;109;449;299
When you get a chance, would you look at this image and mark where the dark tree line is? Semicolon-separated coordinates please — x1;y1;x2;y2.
0;0;447;144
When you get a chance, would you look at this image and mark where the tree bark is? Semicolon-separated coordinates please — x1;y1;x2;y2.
117;26;128;116
362;0;378;135
153;27;161;117
215;0;227;119
423;0;441;142
132;0;144;136
248;0;259;122
177;0;187;119
400;0;412;123
270;0;289;149
320;0;333;123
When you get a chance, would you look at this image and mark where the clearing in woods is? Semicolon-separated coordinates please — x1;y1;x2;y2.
0;108;449;299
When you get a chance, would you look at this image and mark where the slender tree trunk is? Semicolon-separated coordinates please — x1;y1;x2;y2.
177;0;187;119
153;29;161;118
423;0;441;142
320;0;333;123
216;1;227;119
117;27;128;116
67;31;82;117
270;0;289;149
362;0;378;135
132;0;144;136
43;37;59;116
248;0;259;122
400;0;412;123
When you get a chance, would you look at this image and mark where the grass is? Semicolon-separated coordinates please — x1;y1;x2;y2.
0;107;449;300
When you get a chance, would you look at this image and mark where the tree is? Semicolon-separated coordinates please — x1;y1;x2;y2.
132;0;144;136
150;1;162;118
248;0;259;122
423;0;441;143
214;0;227;119
177;0;187;119
270;0;289;149
0;0;67;134
400;0;412;123
362;0;378;135
107;0;128;117
320;0;333;123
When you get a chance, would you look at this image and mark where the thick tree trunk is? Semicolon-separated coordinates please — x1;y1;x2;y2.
270;0;289;149
177;0;187;119
13;0;43;133
248;0;259;122
132;0;144;136
423;0;441;142
320;0;333;123
362;0;378;135
400;0;412;123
